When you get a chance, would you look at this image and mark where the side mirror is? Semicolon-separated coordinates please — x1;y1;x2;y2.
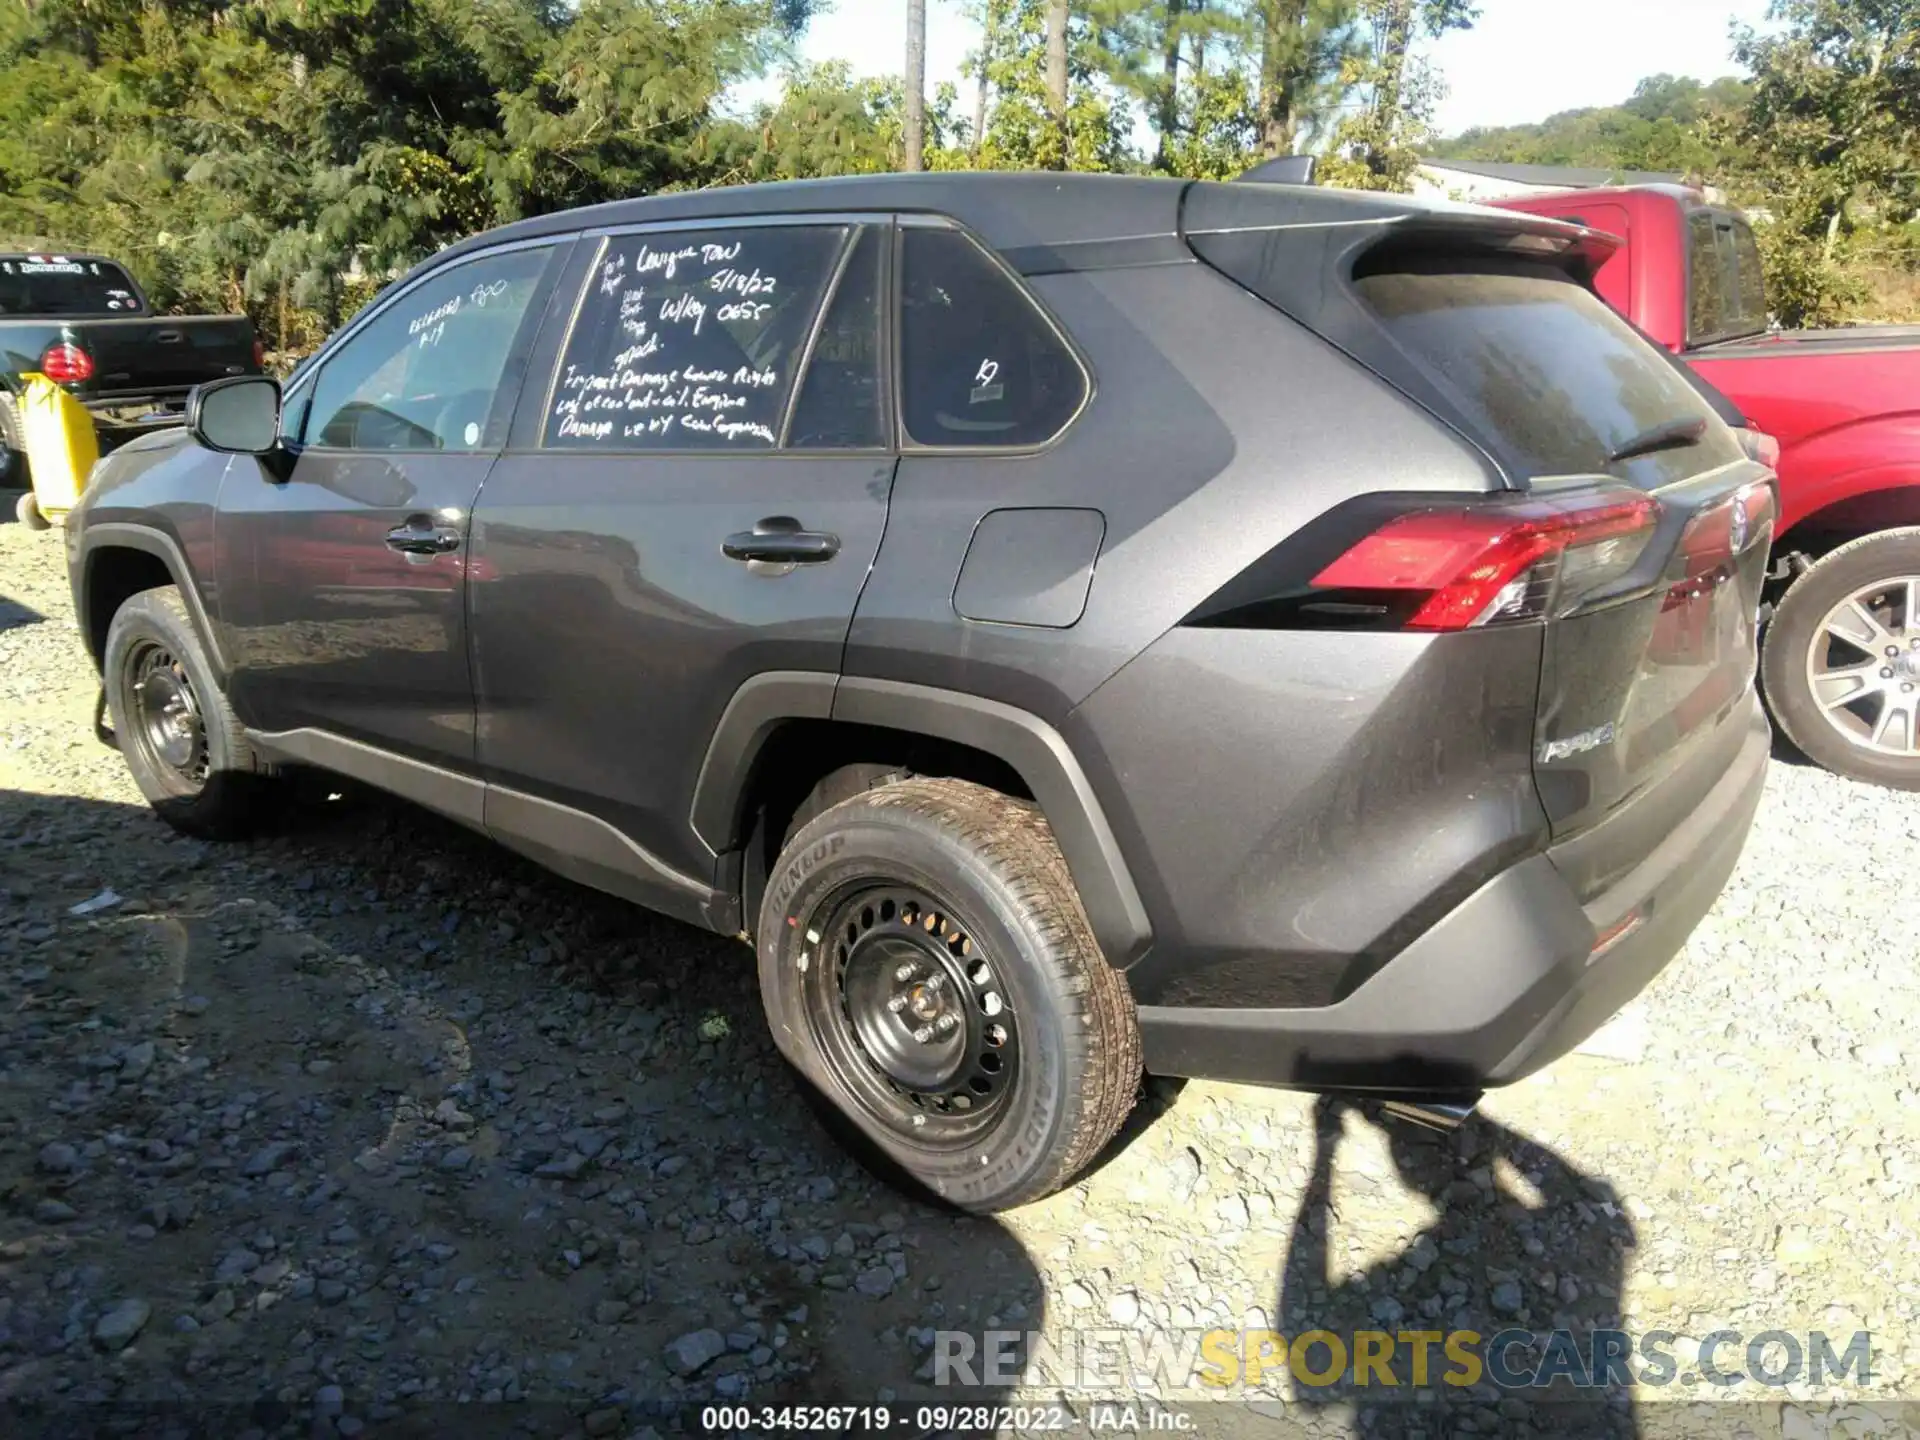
188;375;283;456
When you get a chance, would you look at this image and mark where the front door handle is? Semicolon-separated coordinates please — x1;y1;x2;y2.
723;516;840;565
385;521;462;556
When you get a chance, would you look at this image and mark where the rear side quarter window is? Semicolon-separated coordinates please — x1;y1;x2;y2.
898;228;1087;449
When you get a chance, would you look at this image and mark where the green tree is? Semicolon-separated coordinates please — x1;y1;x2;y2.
1319;0;1477;190
721;61;970;178
1725;0;1920;323
1254;0;1359;157
1431;74;1752;176
979;0;1132;171
0;0;819;341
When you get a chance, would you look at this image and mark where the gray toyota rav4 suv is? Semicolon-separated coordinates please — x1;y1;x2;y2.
66;172;1774;1210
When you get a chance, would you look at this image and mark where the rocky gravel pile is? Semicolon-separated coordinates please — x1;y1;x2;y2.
2;505;1918;1439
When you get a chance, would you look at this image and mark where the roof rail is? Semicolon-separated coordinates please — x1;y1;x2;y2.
1236;155;1317;187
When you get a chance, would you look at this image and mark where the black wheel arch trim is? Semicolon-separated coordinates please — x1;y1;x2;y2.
78;522;229;679
690;670;838;858
691;671;1153;967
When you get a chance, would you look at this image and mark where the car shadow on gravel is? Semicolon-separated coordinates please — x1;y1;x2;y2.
1277;1095;1639;1438
1;781;1039;1436
0;595;43;632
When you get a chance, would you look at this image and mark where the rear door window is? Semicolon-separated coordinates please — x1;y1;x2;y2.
898;227;1087;448
545;225;847;451
0;256;144;315
1355;261;1743;489
1687;211;1769;346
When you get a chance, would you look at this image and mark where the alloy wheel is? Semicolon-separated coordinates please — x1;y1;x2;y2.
1805;576;1920;757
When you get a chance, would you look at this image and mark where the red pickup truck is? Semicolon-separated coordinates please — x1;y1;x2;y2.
1492;184;1920;790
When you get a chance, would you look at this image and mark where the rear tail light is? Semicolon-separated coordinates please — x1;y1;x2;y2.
1736;427;1780;469
1310;489;1662;631
39;341;93;383
1667;481;1776;607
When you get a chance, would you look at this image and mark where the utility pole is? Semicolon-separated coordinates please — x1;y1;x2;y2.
906;0;928;171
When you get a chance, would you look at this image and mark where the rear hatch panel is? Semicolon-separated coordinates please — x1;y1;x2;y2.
1530;468;1773;894
1180;180;1775;898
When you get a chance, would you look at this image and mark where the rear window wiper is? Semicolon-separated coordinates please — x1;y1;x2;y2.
1607;415;1708;464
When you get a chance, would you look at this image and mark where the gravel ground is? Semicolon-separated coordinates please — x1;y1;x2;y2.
2;501;1917;1439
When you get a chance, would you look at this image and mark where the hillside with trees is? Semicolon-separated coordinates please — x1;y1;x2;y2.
1429;73;1754;178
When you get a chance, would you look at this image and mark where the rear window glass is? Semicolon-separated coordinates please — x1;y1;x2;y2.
1687;212;1769;345
0;256;143;315
899;228;1086;448
1355;262;1742;488
546;225;846;451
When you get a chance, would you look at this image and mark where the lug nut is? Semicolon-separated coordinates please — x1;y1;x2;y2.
887;994;909;1013
935;1013;959;1033
1883;668;1896;679
911;1025;934;1043
1890;646;1902;657
921;973;945;992
893;962;918;983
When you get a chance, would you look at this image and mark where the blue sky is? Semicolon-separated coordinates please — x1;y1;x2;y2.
745;0;1776;138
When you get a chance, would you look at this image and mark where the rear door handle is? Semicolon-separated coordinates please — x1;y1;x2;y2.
385;520;462;556
723;517;840;565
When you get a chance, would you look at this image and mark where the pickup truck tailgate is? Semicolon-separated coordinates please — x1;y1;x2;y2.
76;316;257;397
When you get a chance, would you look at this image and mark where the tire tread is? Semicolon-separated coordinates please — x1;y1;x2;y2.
1762;526;1920;791
105;584;278;837
808;775;1140;1207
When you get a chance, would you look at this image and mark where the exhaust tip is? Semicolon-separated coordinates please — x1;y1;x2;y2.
1379;1096;1481;1132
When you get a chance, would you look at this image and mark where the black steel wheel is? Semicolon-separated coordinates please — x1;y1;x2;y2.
104;585;279;837
801;883;1021;1148
758;776;1140;1212
123;639;211;795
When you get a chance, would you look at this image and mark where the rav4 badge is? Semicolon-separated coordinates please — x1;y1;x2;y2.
1540;722;1618;764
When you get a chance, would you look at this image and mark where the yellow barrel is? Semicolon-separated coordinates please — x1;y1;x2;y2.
18;371;100;523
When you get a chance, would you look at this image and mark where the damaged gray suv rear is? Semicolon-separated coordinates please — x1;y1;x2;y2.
67;172;1774;1210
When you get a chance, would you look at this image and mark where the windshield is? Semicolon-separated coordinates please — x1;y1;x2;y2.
0;256;145;316
1686;211;1769;346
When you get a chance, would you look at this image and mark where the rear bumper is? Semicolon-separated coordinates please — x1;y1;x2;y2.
81;389;195;420
1136;693;1770;1092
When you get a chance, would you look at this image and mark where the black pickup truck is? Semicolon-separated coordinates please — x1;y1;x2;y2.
0;252;261;485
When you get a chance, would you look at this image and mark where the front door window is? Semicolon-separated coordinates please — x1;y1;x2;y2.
303;248;554;453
